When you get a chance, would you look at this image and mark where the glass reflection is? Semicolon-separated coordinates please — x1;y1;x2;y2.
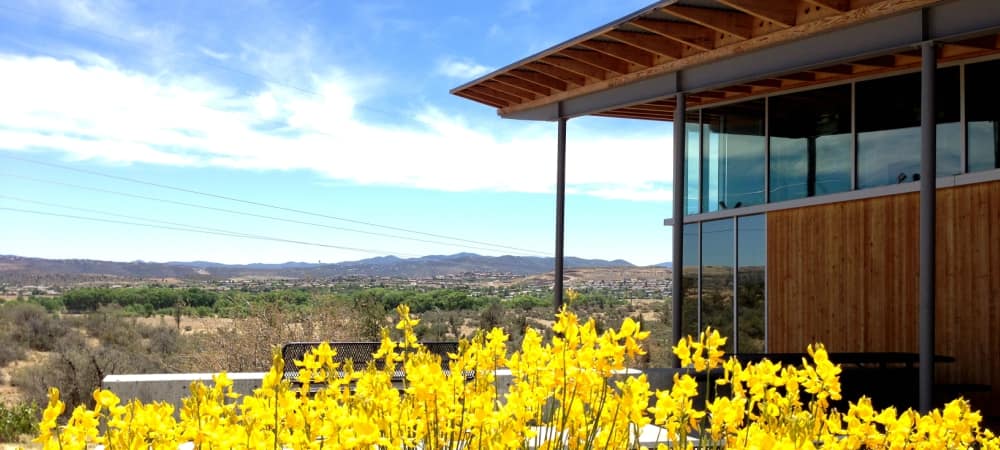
967;59;1000;172
682;223;700;342
685;111;701;215
769;85;851;202
702;100;765;212
857;69;961;188
700;218;734;354
737;215;766;353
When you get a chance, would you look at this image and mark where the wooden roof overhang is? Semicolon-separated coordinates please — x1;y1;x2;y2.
451;0;1000;122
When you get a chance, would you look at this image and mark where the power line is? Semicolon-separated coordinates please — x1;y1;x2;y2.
0;206;420;258
0;172;545;256
0;155;546;255
1;194;266;237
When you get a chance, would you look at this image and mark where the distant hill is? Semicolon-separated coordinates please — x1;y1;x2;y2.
0;253;635;282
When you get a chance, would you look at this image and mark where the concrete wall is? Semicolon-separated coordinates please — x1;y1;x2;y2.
102;372;265;412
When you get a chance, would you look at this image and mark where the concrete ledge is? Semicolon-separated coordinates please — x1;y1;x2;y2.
102;372;265;411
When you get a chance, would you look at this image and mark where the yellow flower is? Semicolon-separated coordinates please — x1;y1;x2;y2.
26;314;1000;450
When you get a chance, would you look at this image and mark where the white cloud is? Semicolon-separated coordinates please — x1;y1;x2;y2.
0;54;672;202
436;58;493;79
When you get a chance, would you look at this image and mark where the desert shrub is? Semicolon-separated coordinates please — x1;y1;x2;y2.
414;310;455;340
12;328;171;410
181;300;363;373
143;325;180;355
0;302;66;352
77;306;144;349
0;401;38;442
0;331;27;367
353;293;388;341
478;300;505;331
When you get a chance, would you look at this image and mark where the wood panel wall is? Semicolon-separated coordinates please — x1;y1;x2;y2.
767;181;1000;415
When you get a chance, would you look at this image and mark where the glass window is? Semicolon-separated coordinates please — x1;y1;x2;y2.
681;223;700;342
702;100;765;212
685;111;701;215
769;85;852;202
700;218;734;354
737;215;766;353
967;59;1000;172
937;67;962;176
857;68;961;188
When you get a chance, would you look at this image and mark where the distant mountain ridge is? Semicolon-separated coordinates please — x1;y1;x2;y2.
0;253;637;281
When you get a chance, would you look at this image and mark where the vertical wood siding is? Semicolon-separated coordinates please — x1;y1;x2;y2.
767;181;1000;415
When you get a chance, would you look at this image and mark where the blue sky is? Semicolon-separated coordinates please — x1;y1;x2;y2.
0;0;676;266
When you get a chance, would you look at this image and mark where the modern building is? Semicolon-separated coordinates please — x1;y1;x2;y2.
452;0;1000;416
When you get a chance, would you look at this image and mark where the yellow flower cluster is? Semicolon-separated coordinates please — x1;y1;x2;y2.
34;306;998;450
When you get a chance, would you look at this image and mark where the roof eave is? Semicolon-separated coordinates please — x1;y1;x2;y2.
448;0;677;95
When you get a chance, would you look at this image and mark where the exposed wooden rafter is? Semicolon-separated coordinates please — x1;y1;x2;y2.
578;40;657;67
803;0;850;12
508;69;568;91
560;48;632;74
745;78;784;88
631;19;717;51
450;0;986;122
716;0;799;28
456;90;509;108
661;5;754;40
605;30;685;58
719;84;755;93
774;71;819;81
810;63;855;74
494;75;551;96
541;56;609;81
852;55;898;67
468;85;521;104
482;80;537;101
692;90;728;99
524;62;586;86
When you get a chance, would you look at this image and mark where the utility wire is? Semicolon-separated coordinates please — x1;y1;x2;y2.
1;194;268;237
0;172;544;256
0;206;420;258
0;6;549;255
0;155;546;255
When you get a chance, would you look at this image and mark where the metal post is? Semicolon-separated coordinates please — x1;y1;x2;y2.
672;92;686;366
919;40;937;414
554;117;567;311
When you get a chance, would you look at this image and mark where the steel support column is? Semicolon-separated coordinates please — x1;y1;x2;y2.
919;40;937;414
554;117;567;311
672;92;686;366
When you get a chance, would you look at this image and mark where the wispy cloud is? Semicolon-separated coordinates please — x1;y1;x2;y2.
198;46;230;61
436;57;493;79
506;0;536;14
44;0;178;50
0;54;671;202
